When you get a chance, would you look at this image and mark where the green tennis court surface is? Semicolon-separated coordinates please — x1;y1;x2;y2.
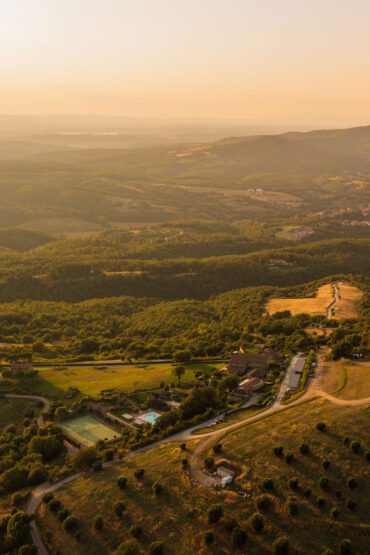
61;415;120;447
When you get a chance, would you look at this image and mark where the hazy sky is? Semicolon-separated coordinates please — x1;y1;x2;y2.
1;0;370;122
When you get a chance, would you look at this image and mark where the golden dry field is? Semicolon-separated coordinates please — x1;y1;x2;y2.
333;283;363;319
266;282;362;319
321;358;370;399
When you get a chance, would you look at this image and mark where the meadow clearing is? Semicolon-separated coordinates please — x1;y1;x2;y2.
266;282;362;319
15;362;223;400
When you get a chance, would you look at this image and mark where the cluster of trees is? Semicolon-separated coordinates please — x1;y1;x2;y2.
0;511;35;554
0;419;64;496
0;238;368;304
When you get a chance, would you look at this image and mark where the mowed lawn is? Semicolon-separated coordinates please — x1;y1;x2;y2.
322;358;370;399
25;362;222;399
0;397;38;432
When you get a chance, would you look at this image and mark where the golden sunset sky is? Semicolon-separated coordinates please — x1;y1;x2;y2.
1;0;370;123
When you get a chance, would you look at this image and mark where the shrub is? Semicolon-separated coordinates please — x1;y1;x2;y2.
204;531;214;545
231;527;247;547
18;546;38;555
27;465;49;486
350;441;361;453
180;443;186;451
117;476;128;489
316;422;326;431
330;507;339;519
346;499;356;511
317;497;326;508
249;513;264;533
104;449;114;461
273;446;284;457
134;468;145;480
213;443;222;453
42;492;54;504
284;453;294;464
94;515;104;530
129;525;142;538
48;498;61;512
149;541;164;555
92;460;103;472
208;504;224;524
152;482;163;496
303;488;311;497
347;477;358;489
255;494;272;512
58;508;70;522
335;490;342;499
319;477;329;490
322;460;330;471
261;478;274;491
224;518;238;532
181;458;188;468
288;478;299;491
339;539;352;555
299;443;309;455
116;539;140;555
114;501;126;517
343;437;350;445
63;515;78;532
273;536;290;554
12;492;25;508
287;497;299;516
365;451;370;461
204;457;215;470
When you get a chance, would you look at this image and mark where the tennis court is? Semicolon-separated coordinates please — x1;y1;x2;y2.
61;414;120;447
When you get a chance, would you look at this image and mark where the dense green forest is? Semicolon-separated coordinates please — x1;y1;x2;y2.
0;276;368;362
0;238;368;303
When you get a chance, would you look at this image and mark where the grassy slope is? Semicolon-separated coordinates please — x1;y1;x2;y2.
322;359;370;399
12;362;222;400
38;400;370;554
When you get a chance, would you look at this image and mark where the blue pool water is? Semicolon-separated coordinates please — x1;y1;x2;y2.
140;411;160;424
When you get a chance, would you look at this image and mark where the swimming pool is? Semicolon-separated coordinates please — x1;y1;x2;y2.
138;411;161;425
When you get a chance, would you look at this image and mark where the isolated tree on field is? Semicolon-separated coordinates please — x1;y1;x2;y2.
115;539;140;555
173;365;186;382
273;536;290;555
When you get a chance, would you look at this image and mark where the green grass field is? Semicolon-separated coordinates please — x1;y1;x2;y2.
61;415;121;447
37;399;370;555
19;362;222;400
0;397;38;432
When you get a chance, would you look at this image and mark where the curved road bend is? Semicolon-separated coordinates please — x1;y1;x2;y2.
5;393;50;427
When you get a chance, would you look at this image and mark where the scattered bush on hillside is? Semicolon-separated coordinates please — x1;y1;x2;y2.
231;527;247;547
204;531;214;545
208;504;224;524
273;536;290;555
249;513;264;533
